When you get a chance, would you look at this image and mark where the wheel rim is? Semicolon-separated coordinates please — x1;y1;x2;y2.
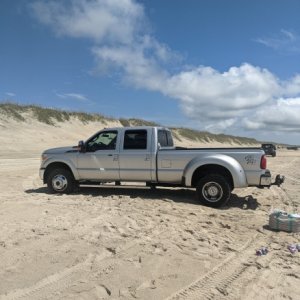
52;174;68;192
202;181;223;202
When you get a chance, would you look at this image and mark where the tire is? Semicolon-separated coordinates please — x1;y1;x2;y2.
47;168;75;194
196;174;231;208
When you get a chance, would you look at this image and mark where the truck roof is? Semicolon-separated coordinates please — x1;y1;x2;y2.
103;126;171;131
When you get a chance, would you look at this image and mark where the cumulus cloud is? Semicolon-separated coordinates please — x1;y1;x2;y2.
30;0;145;44
31;0;300;136
282;75;300;96
163;64;280;119
244;98;300;132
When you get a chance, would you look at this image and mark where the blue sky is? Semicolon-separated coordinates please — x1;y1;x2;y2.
1;0;300;144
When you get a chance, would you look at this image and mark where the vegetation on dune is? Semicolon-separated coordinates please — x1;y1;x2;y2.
128;118;159;127
0;101;260;145
0;102;26;122
119;118;131;127
169;129;182;142
29;105;70;125
69;111;107;124
119;117;159;127
173;127;258;145
174;128;211;143
0;102;107;125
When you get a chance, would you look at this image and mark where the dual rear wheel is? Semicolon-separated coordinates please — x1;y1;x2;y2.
196;174;231;207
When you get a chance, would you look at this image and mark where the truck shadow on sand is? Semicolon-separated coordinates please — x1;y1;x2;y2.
25;185;259;210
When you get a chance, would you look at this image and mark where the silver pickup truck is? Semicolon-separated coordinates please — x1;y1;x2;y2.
39;126;284;207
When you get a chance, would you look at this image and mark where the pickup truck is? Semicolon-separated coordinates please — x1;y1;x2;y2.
39;126;284;207
261;143;276;157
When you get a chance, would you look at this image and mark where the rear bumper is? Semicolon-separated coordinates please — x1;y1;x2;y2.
260;172;272;186
259;172;285;187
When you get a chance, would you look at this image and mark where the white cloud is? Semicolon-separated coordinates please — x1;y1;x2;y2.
31;0;300;139
205;119;237;134
6;92;16;97
244;98;300;132
92;44;169;90
30;0;145;44
56;92;90;103
282;75;300;96
163;64;280;118
256;29;300;53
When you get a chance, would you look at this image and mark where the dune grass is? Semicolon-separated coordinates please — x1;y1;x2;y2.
128;118;159;127
0;101;260;145
0;102;26;122
174;127;258;145
0;102;107;125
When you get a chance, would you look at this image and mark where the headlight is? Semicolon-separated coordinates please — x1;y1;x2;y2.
41;154;48;163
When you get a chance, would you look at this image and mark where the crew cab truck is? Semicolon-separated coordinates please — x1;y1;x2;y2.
40;126;284;207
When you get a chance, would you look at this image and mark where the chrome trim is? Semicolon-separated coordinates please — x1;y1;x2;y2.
202;181;223;203
77;168;119;171
260;174;272;186
52;174;68;192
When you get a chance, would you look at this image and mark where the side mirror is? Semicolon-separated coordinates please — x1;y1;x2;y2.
78;140;86;153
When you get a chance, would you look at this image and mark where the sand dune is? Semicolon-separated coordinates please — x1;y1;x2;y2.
0;116;299;299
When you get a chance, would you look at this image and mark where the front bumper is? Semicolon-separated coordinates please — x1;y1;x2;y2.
39;168;45;181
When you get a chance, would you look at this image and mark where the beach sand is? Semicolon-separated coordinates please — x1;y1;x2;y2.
0;119;299;299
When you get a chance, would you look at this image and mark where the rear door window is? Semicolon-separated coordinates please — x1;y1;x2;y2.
158;130;174;147
123;130;147;150
158;130;168;147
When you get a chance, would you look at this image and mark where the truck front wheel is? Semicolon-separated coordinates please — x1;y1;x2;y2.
196;174;231;207
47;168;75;194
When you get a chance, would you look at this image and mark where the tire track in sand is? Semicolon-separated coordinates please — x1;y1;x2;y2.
164;232;276;300
1;225;169;300
1;254;95;300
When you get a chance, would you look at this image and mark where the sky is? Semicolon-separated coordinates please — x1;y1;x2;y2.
1;0;300;144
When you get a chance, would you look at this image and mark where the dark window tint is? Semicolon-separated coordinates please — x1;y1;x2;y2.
158;130;168;147
158;130;174;147
124;130;147;150
167;131;174;147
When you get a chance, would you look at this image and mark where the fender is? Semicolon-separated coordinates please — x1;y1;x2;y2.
43;157;80;180
183;154;248;188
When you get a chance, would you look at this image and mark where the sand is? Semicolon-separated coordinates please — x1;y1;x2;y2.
0;118;299;300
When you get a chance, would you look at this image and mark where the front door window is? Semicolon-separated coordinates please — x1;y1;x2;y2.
86;131;118;152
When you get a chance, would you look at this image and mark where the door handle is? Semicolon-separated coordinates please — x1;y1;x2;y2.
107;154;113;156
145;155;150;161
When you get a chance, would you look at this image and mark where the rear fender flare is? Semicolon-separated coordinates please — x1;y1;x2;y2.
183;154;247;188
